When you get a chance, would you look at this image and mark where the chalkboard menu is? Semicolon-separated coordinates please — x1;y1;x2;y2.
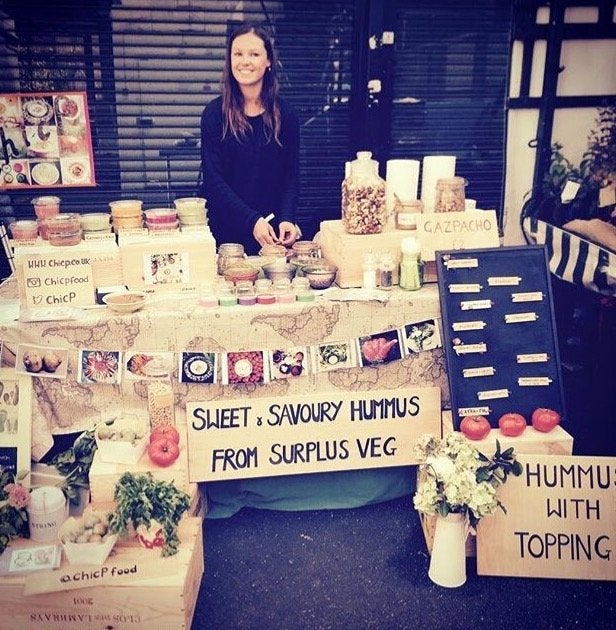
0;91;95;188
436;245;566;430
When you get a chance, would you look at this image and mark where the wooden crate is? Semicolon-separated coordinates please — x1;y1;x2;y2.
318;219;437;287
0;517;204;629
88;441;190;506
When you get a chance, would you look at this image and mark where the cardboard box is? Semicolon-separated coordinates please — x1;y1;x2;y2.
0;517;204;629
118;230;217;291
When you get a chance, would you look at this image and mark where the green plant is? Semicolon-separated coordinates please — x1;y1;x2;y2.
0;468;30;555
107;472;190;557
49;428;97;507
413;433;522;530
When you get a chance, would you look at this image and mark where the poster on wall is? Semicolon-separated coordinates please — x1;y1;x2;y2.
0;91;95;188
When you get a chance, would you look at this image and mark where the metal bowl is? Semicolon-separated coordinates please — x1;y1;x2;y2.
301;263;338;289
262;262;299;282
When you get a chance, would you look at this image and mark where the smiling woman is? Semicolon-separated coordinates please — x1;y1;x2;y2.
199;22;301;255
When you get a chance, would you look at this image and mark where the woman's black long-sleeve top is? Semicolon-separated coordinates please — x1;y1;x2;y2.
199;96;300;255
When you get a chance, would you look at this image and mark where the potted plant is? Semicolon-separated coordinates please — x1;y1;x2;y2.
413;433;522;587
107;472;190;557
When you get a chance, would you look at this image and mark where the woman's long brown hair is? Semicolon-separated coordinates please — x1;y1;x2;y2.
221;23;282;145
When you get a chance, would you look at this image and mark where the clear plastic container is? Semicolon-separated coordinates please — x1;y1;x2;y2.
32;195;60;220
9;219;39;240
434;177;466;213
45;213;82;246
80;212;111;232
341;151;386;234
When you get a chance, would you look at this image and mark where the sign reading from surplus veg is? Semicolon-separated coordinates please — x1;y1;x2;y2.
477;454;616;581
186;387;441;481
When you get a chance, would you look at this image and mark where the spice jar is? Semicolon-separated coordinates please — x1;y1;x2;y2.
434;177;466;213
217;242;245;275
362;252;378;289
236;280;257;306
291;240;319;265
399;237;423;291
395;199;423;230
341;151;386;234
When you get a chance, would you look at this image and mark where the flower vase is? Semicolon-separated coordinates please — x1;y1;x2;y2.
428;512;467;588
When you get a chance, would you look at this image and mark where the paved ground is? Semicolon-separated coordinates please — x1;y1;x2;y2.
193;494;615;630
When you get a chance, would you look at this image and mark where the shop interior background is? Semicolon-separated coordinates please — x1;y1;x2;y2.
0;0;614;248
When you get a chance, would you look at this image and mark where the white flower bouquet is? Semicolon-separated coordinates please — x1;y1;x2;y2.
413;432;522;530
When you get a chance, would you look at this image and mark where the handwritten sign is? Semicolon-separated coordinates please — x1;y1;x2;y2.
186;387;441;481
416;210;499;261
477;454;616;580
21;253;95;308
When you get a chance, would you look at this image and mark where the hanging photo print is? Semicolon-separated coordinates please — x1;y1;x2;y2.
356;330;403;367
78;350;122;385
402;318;442;354
15;344;68;379
268;347;309;380
180;352;217;384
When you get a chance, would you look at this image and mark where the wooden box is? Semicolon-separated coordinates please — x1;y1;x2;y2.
0;517;204;629
118;230;217;291
318;220;437;287
88;441;190;506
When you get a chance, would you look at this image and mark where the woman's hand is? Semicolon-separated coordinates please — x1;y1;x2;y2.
253;217;279;247
278;221;300;246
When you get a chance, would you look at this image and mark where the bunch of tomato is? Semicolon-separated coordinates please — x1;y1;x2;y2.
460;407;561;441
148;423;181;467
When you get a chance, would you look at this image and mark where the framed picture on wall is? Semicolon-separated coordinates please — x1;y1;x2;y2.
0;91;96;188
0;369;32;484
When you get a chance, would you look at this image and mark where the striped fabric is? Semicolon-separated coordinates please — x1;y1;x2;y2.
523;216;615;296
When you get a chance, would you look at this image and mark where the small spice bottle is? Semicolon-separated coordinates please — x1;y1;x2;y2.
378;252;395;290
236;280;257;306
362;252;378;289
274;278;295;304
399;237;423;291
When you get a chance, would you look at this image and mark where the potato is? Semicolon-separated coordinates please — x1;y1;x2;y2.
42;351;63;373
23;350;43;373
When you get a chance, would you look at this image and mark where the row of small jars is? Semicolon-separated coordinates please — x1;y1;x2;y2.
201;277;315;307
109;198;207;232
217;240;320;276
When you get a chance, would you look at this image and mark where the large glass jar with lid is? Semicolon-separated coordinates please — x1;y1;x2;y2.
341;151;386;234
217;242;245;275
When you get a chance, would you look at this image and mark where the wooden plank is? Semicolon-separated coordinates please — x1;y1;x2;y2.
187;387;441;481
477;454;616;580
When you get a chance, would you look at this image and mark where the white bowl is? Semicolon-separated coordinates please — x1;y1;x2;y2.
102;291;147;314
59;509;118;565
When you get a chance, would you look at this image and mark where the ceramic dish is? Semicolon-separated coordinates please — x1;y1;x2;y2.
102;291;147;313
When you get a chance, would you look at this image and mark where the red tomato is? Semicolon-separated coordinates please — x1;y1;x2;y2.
150;423;180;445
498;412;527;437
148;437;180;467
459;415;491;440
531;407;561;433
